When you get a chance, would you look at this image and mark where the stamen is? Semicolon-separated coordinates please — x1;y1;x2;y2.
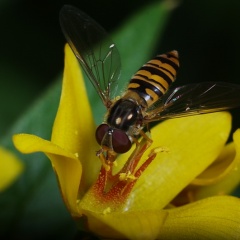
119;171;137;181
103;207;111;215
98;152;111;172
148;146;169;158
74;130;79;135
93;132;168;207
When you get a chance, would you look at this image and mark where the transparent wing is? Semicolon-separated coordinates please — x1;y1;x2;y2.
145;82;240;122
59;5;121;107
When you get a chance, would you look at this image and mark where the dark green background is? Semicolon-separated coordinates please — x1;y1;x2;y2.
0;0;240;239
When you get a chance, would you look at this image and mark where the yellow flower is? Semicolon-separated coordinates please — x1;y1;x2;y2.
0;146;23;191
13;44;240;239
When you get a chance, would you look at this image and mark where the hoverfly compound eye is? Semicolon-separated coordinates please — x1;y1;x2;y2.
112;129;131;153
96;124;132;154
95;124;109;146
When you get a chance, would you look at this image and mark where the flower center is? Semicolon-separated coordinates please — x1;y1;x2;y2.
91;135;163;209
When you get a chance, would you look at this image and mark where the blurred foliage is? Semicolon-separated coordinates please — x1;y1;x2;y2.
0;0;240;239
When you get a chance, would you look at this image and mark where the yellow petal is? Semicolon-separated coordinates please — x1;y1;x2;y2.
188;129;240;200
52;44;100;187
13;133;81;216
116;112;231;211
160;196;240;239
83;196;240;239
13;44;103;217
81;208;168;240
192;142;236;186
0;147;23;191
52;44;95;151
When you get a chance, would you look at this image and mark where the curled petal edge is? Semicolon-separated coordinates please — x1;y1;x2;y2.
13;133;82;216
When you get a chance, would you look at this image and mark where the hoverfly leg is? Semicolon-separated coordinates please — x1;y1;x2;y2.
132;127;153;152
96;148;117;171
139;129;153;144
148;146;170;158
132;123;152;148
106;149;118;162
146;123;151;134
132;136;140;147
98;152;111;171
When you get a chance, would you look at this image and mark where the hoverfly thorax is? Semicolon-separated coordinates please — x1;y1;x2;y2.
107;99;143;131
96;98;143;154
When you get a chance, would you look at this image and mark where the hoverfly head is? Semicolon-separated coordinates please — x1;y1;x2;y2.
95;124;132;154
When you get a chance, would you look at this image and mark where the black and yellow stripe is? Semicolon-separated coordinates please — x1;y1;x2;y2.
128;50;179;106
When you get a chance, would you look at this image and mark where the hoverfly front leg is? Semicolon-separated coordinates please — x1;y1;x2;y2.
141;123;152;142
96;147;117;171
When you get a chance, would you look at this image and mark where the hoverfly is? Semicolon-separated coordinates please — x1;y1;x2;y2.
60;5;240;161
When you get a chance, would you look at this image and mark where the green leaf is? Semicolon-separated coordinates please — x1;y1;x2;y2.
0;2;173;238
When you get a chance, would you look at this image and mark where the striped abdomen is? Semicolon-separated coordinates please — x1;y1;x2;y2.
128;50;179;107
